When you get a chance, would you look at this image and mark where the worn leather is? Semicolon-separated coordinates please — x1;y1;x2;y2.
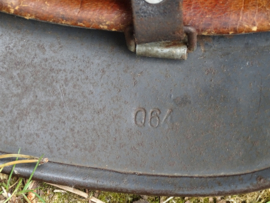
183;0;270;35
0;0;270;35
0;0;132;32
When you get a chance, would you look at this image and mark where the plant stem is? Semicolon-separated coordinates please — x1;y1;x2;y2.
0;154;39;160
3;178;22;203
7;149;20;190
22;193;31;203
24;155;44;191
0;160;38;168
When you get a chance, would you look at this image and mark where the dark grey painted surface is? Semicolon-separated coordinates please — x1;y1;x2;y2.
0;11;270;188
2;161;270;196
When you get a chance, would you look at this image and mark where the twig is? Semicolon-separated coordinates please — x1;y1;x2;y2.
0;154;39;160
45;183;88;199
9;179;19;190
0;158;48;168
163;197;174;203
54;189;67;193
256;190;265;202
45;183;105;202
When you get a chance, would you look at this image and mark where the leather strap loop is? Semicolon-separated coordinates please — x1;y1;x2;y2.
131;0;185;44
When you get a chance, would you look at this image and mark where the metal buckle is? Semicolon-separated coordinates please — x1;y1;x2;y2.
126;0;197;60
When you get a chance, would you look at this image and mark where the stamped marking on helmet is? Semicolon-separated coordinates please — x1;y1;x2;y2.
134;108;172;128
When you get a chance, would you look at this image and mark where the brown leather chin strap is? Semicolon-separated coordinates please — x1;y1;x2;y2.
183;0;270;35
0;0;270;35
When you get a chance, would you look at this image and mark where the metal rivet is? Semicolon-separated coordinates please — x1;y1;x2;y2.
145;0;163;4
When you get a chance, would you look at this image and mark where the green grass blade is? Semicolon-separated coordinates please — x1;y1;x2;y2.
23;180;32;192
3;178;22;203
18;189;33;194
23;155;43;191
3;193;13;203
2;183;7;188
22;193;31;203
13;178;23;192
31;191;46;203
7;148;21;190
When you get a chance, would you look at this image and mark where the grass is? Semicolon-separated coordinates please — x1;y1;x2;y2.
2;176;270;203
0;150;46;203
1;152;270;202
22;189;270;203
2;179;270;203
